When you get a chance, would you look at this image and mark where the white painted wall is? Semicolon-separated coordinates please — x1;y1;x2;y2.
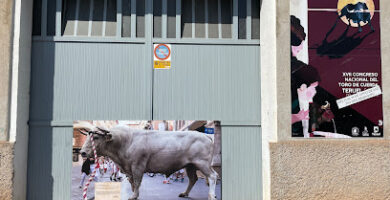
260;0;278;199
10;0;33;199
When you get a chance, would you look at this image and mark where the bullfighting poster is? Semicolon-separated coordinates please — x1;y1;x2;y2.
72;120;222;200
290;0;383;138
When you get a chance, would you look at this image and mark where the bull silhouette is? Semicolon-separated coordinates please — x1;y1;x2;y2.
339;2;374;32
314;2;376;58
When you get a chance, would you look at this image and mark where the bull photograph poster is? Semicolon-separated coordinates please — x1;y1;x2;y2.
72;120;222;200
290;0;383;138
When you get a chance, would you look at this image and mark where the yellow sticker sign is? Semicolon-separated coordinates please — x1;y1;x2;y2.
154;44;171;69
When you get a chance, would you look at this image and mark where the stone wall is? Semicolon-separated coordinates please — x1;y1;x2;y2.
271;141;390;200
0;142;14;200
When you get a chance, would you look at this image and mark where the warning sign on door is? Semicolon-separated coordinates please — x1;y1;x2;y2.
154;44;171;69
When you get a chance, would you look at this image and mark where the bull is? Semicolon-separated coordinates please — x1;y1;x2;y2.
78;124;218;200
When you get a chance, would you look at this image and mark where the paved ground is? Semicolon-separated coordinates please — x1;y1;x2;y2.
72;163;222;200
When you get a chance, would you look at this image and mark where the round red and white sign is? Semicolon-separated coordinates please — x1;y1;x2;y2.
154;44;171;61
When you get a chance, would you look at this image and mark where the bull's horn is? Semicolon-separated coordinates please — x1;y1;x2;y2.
97;127;110;134
321;101;330;110
78;129;88;135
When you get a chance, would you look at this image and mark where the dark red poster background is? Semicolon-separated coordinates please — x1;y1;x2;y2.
291;0;383;137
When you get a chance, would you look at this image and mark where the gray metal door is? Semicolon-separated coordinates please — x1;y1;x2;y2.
28;0;261;199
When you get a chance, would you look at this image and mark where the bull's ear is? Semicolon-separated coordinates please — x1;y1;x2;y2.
105;133;113;142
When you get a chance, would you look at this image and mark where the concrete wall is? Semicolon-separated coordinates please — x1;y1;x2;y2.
267;0;390;199
260;0;277;198
0;0;15;199
10;0;33;198
271;141;390;200
0;0;13;141
0;0;33;198
0;142;14;200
